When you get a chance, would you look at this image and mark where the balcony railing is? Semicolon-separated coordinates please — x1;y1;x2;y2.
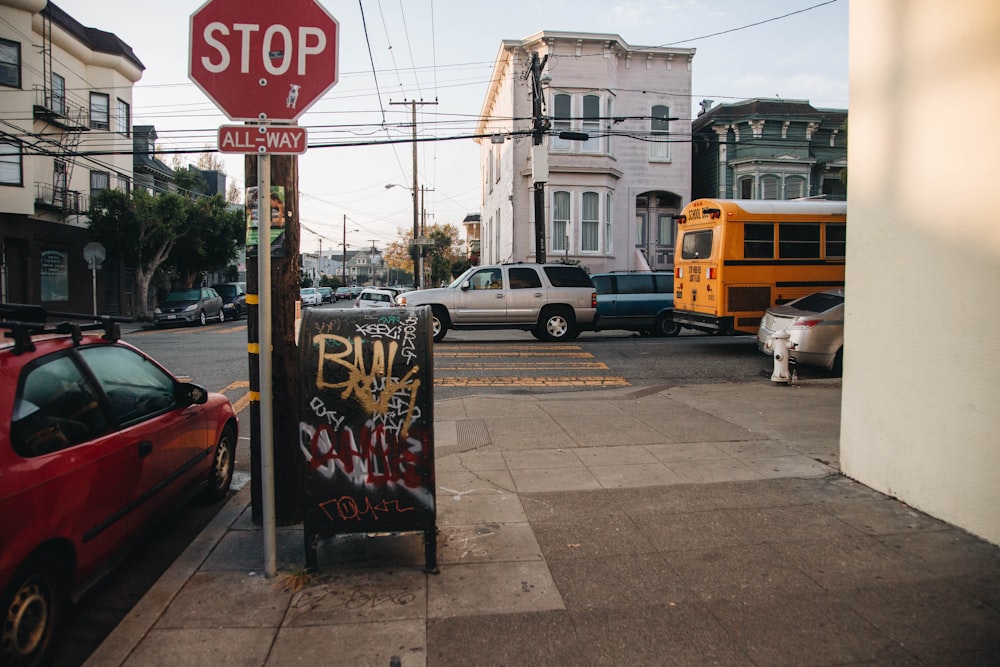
35;182;89;215
32;86;90;132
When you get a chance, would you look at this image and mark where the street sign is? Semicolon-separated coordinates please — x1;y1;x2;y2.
189;0;338;122
218;125;308;154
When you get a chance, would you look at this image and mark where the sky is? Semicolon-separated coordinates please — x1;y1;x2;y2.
53;0;848;255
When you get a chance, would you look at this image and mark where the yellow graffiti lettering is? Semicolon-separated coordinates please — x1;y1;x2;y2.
312;334;421;436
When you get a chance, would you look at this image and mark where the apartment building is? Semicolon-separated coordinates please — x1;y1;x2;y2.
691;98;847;201
0;0;142;312
477;31;695;273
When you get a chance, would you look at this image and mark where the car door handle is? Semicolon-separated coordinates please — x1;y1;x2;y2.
137;441;153;458
496;293;504;299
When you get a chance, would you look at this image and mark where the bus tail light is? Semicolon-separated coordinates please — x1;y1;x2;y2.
675;267;683;278
707;267;717;279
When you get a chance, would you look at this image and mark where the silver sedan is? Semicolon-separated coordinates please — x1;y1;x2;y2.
757;288;845;373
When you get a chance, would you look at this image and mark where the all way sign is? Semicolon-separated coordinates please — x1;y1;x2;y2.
218;125;308;154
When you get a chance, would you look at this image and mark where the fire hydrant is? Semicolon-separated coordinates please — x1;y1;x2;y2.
766;330;795;384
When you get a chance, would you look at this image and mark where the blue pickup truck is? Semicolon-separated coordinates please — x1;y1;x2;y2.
590;271;680;337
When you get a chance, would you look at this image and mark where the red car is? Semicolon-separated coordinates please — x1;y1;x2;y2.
0;306;238;666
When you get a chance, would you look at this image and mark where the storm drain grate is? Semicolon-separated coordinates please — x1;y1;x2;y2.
456;419;492;450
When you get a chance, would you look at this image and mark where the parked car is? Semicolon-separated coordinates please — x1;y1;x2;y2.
590;272;680;337
300;287;322;306
212;282;247;320
757;288;845;373
354;288;397;309
334;287;353;301
154;287;224;327
349;286;363;298
0;306;238;666
396;263;597;342
317;286;334;303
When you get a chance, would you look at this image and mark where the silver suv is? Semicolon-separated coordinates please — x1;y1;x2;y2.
397;263;597;342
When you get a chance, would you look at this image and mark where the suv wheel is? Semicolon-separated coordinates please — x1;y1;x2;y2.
538;308;577;341
430;306;449;343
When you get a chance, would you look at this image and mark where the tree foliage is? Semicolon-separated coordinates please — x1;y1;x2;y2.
88;188;243;320
386;223;467;287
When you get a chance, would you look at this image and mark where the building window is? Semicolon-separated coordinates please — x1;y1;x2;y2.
115;174;131;192
739;177;754;199
51;74;65;115
116;98;130;136
606;98;614;155
0;142;22;186
552;93;571;151
785;176;806;199
581;192;599;252
649;104;671;161
90;170;110;200
657;214;674;247
90;93;109;130
760;175;779;200
40;250;69;302
552;190;570;252
0;39;20;88
605;192;613;253
582;95;600;153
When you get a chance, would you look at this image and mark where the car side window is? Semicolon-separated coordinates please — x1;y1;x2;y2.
616;275;655;294
591;275;614;295
508;268;542;289
78;346;178;427
469;268;502;290
11;355;108;457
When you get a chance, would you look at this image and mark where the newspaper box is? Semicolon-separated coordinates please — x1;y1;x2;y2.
298;306;436;571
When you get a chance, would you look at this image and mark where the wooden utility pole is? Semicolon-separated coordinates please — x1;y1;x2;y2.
245;153;303;526
526;52;549;263
390;99;437;287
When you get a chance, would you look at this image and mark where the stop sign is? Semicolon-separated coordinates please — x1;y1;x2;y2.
189;0;338;122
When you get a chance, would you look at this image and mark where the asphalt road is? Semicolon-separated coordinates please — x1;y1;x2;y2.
51;305;836;666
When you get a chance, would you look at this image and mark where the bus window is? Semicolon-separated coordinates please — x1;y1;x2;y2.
681;229;713;259
744;224;774;258
826;224;847;257
779;223;821;259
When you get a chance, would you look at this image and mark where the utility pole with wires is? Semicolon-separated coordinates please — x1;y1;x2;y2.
525;52;550;263
390;98;437;288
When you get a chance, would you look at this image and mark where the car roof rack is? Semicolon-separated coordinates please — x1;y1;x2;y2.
0;303;132;355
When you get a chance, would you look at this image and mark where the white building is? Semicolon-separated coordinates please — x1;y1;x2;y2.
0;0;142;313
845;1;1000;545
476;31;695;273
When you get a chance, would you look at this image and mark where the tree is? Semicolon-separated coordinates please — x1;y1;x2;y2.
386;223;465;287
89;188;245;319
169;195;244;288
88;188;189;320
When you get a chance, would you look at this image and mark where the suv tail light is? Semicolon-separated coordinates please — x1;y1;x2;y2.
789;318;822;329
591;292;597;308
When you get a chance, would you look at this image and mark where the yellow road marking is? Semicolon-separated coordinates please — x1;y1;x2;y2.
436;376;629;387
437;351;595;358
437;362;609;371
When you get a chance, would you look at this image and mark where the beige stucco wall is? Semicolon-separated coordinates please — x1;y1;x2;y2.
843;0;1000;544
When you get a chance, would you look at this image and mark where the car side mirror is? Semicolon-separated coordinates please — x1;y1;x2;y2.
176;381;209;406
460;280;472;291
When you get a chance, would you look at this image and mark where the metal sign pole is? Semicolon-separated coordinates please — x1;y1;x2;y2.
257;152;277;577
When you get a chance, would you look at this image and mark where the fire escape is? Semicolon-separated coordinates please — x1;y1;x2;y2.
32;9;90;219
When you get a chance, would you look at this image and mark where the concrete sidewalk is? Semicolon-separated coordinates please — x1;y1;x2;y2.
87;380;1000;666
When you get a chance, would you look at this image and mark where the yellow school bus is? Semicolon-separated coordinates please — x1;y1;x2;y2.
673;198;847;335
